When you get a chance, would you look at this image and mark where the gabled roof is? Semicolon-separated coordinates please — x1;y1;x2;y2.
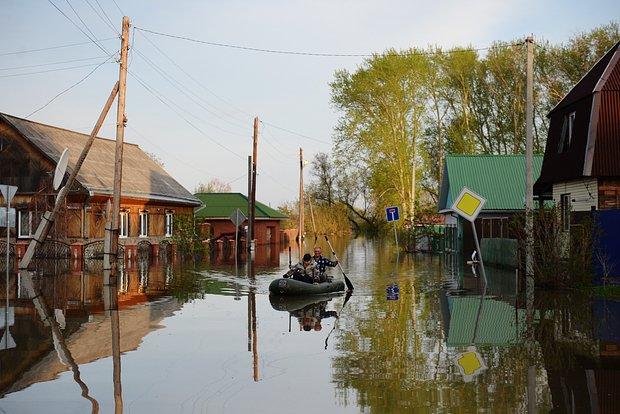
438;154;544;212
535;40;620;190
193;192;288;220
550;40;620;115
1;113;201;206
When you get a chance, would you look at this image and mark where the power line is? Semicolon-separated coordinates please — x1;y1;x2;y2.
25;54;116;118
46;0;111;55
0;55;109;72
134;26;503;58
134;27;372;57
0;38;117;56
0;62;111;78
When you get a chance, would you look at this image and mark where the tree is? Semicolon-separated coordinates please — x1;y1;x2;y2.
194;178;232;193
330;50;429;222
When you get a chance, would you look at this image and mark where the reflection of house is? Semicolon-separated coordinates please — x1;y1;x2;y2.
0;113;202;260
438;154;543;264
534;41;620;281
194;193;288;245
440;295;526;347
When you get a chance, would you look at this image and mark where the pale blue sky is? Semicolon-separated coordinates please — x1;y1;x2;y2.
1;0;618;206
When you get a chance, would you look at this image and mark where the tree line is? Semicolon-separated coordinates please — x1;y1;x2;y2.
304;22;619;235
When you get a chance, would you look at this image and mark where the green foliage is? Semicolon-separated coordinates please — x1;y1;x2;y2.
172;213;208;261
510;206;593;288
324;22;619;236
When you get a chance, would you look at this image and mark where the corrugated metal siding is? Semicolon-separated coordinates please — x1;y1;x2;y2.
552;179;598;212
446;154;544;211
592;91;620;176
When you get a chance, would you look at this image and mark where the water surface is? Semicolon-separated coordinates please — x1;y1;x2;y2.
1;237;619;413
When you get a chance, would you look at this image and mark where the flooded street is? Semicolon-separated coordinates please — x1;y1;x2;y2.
1;237;619;413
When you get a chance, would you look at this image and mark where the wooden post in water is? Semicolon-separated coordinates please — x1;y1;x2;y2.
299;147;305;260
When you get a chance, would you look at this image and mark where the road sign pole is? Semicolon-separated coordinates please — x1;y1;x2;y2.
393;220;398;250
470;221;487;285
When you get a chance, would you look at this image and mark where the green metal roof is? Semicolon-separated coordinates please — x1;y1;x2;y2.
446;296;526;346
193;192;288;220
438;154;544;212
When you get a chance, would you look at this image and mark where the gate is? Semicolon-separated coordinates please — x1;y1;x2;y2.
593;210;620;284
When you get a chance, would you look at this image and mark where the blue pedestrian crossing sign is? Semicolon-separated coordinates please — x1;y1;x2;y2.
386;206;400;222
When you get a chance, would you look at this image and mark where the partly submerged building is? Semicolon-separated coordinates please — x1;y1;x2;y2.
0;113;201;261
438;154;543;266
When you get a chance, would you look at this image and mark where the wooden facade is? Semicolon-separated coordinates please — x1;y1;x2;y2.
0;113;201;261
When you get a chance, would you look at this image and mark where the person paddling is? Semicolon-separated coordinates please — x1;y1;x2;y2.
312;246;338;282
285;253;319;284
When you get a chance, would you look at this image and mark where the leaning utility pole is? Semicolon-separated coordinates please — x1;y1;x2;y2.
104;15;130;282
525;36;534;281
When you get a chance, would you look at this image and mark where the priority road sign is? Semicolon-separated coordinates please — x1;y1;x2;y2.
451;187;486;222
386;206;400;222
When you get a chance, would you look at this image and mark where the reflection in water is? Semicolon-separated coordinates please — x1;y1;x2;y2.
20;269;100;413
1;240;619;413
104;269;123;414
269;292;351;351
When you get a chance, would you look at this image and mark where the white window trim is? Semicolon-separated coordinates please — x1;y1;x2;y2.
165;211;173;237
17;210;32;238
558;111;576;153
119;211;129;238
139;210;149;237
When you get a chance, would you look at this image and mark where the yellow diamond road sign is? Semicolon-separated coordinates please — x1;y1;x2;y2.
451;187;486;222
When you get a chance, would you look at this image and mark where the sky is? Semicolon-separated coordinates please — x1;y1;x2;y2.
1;0;618;208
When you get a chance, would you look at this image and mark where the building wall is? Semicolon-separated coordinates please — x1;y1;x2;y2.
203;219;282;245
552;178;599;212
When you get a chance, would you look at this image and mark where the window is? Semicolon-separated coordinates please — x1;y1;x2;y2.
558;111;576;153
560;194;571;231
119;211;129;238
139;210;149;237
165;211;173;237
17;210;32;238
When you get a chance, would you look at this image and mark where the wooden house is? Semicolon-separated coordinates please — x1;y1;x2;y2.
0;113;202;261
193;192;288;247
534;40;620;281
438;154;543;266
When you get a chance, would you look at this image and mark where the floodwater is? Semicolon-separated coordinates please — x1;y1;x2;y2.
1;237;619;413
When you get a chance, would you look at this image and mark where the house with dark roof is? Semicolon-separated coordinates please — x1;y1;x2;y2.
0;113;201;261
534;40;620;281
438;154;543;265
193;192;288;246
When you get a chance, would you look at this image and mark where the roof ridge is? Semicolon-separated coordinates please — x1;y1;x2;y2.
1;112;139;147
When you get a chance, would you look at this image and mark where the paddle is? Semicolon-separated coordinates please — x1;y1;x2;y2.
324;235;354;291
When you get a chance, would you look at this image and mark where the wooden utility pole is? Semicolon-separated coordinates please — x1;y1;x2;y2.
248;117;258;252
525;36;534;280
105;15;130;280
299;147;305;260
247;155;252;252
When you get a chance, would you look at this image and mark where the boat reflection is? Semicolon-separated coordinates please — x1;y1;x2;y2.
269;293;349;335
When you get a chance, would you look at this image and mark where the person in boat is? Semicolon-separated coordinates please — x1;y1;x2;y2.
285;253;320;284
312;246;338;282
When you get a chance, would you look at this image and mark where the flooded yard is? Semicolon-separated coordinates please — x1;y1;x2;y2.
1;237;619;413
